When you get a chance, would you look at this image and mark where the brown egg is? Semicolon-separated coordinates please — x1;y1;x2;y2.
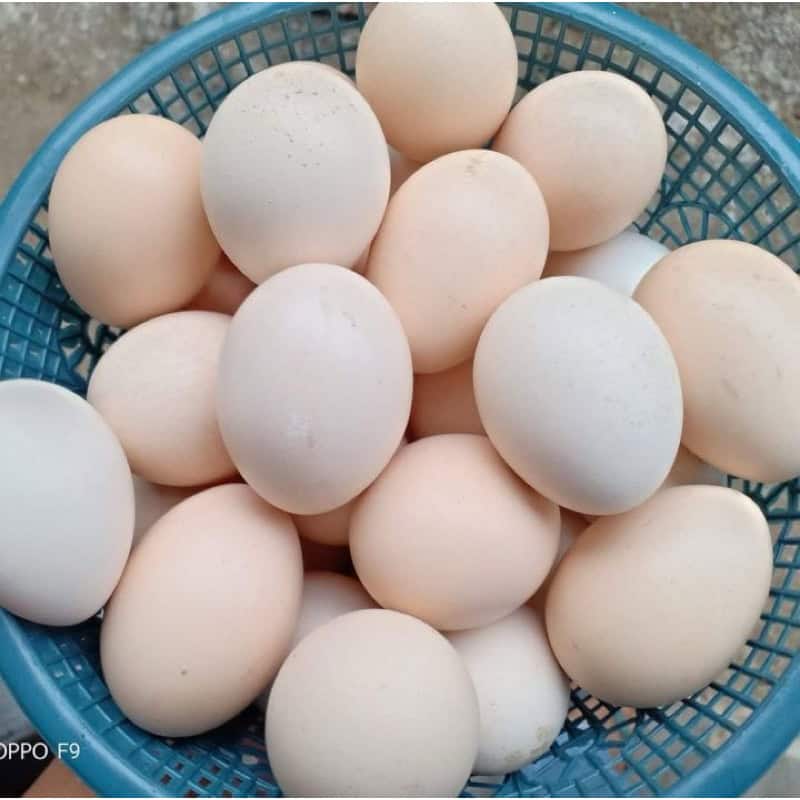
88;311;236;487
368;150;549;373
186;253;255;315
494;72;667;251
299;537;353;575
409;360;484;439
356;3;518;162
202;62;389;283
101;484;303;736
546;485;771;708
635;240;800;483
48;115;219;328
351;434;560;631
293;500;354;548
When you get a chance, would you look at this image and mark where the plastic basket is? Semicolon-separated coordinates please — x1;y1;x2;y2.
1;2;800;797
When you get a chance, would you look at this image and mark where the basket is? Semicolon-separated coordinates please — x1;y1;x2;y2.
2;2;800;797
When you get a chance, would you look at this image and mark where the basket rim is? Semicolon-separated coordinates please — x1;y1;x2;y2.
1;2;800;797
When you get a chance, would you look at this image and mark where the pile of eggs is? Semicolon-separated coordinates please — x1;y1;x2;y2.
2;3;796;796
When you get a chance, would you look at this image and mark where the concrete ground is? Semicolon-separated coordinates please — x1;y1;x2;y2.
1;3;799;194
0;1;799;795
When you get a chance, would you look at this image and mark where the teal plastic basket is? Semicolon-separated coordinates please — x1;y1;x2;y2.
2;3;800;797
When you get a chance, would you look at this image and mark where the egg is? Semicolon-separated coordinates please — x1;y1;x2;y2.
266;609;479;796
546;485;772;708
293;499;354;547
187;253;255;315
101;483;302;737
88;311;235;487
663;446;727;490
217;264;412;514
299;538;353;575
131;476;193;547
350;434;560;631
0;380;133;625
48;115;219;328
202;62;390;283
255;571;376;710
531;509;587;610
356;3;518;162
368;149;549;373
389;145;421;195
474;276;683;515
543;230;669;295
409;360;484;439
447;606;570;775
493;72;667;251
635;239;800;483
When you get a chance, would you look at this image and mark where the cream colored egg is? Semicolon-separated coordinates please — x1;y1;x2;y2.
88;311;235;487
293;499;354;547
635;240;800;483
101;484;302;737
494;72;667;251
48;115;219;328
218;264;412;514
351;434;560;630
202;62;389;283
389;145;421;195
447;606;569;775
368;149;549;373
356;3;517;162
187;253;255;315
543;230;669;295
409;360;484;439
662;446;726;490
266;609;479;797
531;509;587;610
474;277;683;515
255;571;376;710
132;476;193;547
546;485;772;708
0;380;133;626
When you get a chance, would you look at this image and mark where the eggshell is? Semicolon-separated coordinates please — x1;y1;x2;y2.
88;311;235;487
293;499;354;547
389;145;421;195
187;253;255;315
635;240;800;483
662;446;727;490
531;509;587;610
494;72;667;251
132;476;193;547
48;115;219;328
447;606;569;775
356;3;517;162
0;380;133;626
546;485;772;708
217;264;412;514
202;62;390;283
474;276;683;515
409;360;484;439
543;230;669;295
255;571;376;710
351;434;560;630
101;484;302;737
266;609;479;796
368;150;549;373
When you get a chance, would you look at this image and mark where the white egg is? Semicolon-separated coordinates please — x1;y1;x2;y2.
447;606;569;775
0;380;134;625
543;230;669;296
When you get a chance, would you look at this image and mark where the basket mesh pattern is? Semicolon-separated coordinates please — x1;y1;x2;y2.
1;3;800;797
